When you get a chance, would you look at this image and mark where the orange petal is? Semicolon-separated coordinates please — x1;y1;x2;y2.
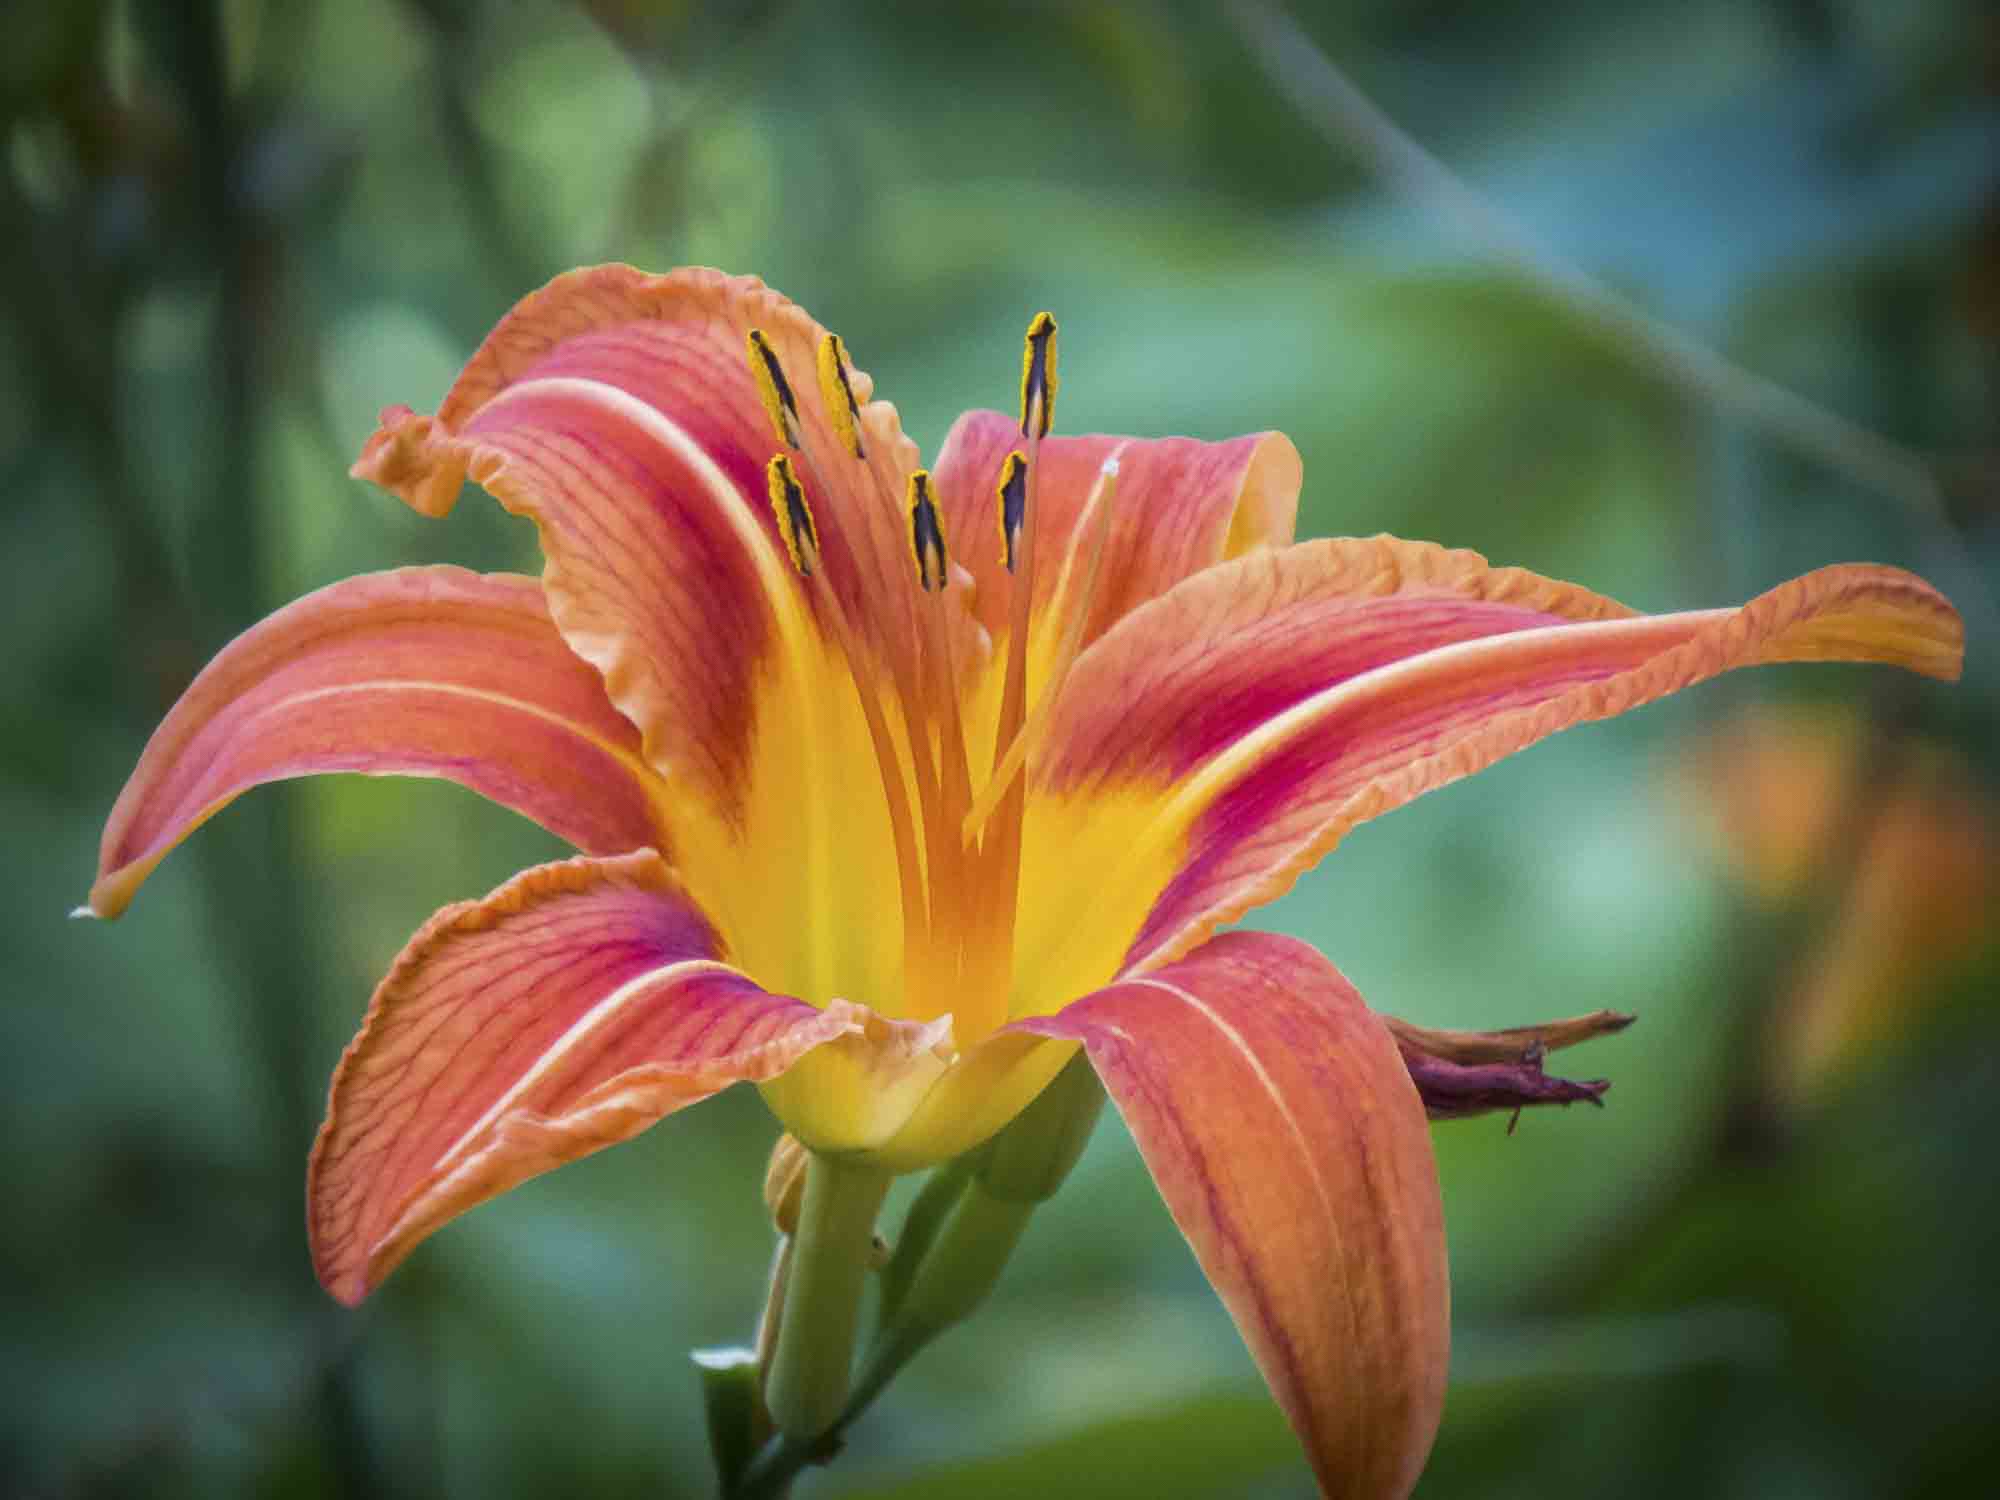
1020;931;1448;1500
1029;537;1962;979
88;567;667;919
351;265;940;826
308;851;853;1304
930;410;1301;650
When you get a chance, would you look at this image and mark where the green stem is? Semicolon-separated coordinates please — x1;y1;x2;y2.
853;1183;1033;1415
728;1176;1039;1498
761;1153;890;1442
730;1429;827;1500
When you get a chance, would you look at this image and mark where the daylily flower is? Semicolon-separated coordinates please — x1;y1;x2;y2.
87;266;1962;1498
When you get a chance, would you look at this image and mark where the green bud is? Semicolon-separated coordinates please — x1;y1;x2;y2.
848;1181;1034;1420
895;1185;1032;1331
877;1158;974;1330
975;1050;1105;1204
845;1058;1106;1426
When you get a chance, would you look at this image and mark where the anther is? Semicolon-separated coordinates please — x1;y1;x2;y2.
996;451;1028;573
747;328;803;448
817;333;866;460
766;454;818;576
908;471;950;593
1019;311;1058;438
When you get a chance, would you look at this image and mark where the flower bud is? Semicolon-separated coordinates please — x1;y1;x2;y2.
1384;1010;1631;1126
974;1051;1104;1204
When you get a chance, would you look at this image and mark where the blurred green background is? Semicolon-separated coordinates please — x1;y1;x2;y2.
5;1;1997;1495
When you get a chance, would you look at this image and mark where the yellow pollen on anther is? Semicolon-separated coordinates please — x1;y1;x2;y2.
908;471;949;592
817;333;866;460
765;454;817;575
747;328;803;448
996;451;1028;573
1019;311;1057;438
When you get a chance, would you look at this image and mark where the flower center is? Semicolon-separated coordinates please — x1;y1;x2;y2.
746;316;1111;1048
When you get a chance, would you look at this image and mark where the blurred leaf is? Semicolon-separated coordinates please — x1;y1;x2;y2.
828;1386;1299;1500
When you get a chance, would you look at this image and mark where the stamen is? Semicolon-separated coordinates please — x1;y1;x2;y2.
996;313;1059;765
754;322;977;1021
765;457;931;998
1019;311;1058;438
747;327;804;448
908;471;949;593
901;470;973;984
817;333;866;460
921;583;976;963
783;332;964;1012
969;310;1059;1033
765;453;818;577
996;451;1027;574
963;456;1119;839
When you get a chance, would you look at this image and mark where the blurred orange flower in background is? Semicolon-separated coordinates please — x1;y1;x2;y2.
1676;705;1997;1110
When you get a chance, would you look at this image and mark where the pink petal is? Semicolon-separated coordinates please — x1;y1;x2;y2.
931;409;1301;649
1033;537;1962;974
308;851;852;1304
351;265;954;825
89;567;666;919
1020;931;1448;1500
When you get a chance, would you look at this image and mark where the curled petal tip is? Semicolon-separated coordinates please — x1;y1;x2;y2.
325;1272;369;1309
351;404;467;517
82;861;150;922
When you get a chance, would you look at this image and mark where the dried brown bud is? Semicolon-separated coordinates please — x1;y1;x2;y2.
1384;1009;1633;1126
764;1132;809;1236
